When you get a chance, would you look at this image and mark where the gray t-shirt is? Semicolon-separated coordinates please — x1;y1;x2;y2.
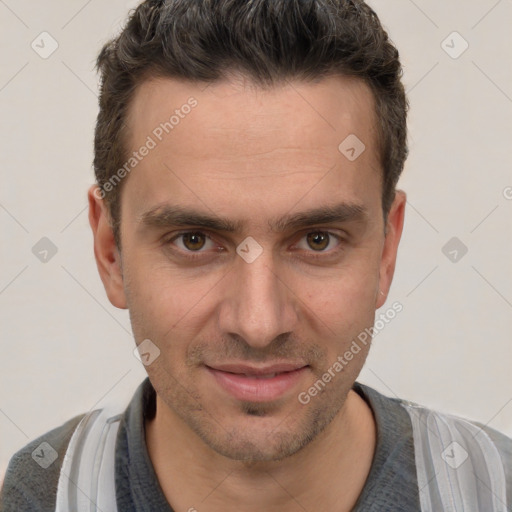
1;378;510;511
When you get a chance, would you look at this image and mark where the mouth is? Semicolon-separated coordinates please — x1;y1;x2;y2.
205;363;310;402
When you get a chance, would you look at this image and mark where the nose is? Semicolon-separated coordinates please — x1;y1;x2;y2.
218;247;299;349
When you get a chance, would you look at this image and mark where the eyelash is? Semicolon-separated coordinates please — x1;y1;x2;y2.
163;230;345;261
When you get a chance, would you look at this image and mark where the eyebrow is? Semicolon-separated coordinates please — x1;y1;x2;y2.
138;202;368;233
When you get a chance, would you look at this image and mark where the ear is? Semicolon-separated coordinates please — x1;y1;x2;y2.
88;185;127;309
376;189;406;309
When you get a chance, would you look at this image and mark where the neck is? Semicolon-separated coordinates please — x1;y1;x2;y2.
145;388;376;512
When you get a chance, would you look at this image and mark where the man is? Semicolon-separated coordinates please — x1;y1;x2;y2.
1;0;511;511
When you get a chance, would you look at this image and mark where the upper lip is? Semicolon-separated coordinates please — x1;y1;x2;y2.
206;363;308;375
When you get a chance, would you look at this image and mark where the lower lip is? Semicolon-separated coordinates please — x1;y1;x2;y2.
206;366;309;402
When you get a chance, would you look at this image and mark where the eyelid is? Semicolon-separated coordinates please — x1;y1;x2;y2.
164;228;346;258
292;229;344;252
164;230;220;253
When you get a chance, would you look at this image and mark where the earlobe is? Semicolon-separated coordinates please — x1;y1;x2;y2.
88;185;127;309
375;190;406;309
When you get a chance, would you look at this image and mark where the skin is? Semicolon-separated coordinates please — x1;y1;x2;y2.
88;74;406;512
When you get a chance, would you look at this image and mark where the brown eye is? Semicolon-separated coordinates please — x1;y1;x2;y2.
182;232;206;251
306;232;330;251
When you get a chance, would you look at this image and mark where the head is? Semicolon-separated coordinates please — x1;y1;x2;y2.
89;0;408;462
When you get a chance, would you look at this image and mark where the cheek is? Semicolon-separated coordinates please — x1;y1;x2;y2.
123;253;220;344
295;258;380;363
301;255;380;317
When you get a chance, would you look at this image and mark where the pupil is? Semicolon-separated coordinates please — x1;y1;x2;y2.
308;232;329;251
184;233;205;250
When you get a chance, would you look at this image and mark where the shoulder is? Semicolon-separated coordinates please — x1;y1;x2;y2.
0;413;85;512
397;396;512;462
354;383;512;509
397;397;512;509
356;383;512;460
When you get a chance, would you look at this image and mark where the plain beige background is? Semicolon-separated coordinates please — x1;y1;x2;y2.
1;0;511;480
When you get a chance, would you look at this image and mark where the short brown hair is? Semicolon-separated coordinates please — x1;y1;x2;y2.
94;0;408;248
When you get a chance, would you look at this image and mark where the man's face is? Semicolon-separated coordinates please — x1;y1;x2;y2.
93;75;404;462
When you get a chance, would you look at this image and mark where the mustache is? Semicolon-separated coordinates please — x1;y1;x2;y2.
185;334;327;369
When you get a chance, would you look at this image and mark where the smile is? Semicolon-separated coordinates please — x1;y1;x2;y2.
205;364;309;402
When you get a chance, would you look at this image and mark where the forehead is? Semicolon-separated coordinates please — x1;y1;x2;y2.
121;74;382;226
126;73;378;157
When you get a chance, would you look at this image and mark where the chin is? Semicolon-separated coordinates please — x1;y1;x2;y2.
190;400;341;463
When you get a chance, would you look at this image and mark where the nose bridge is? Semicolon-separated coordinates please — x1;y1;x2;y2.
222;246;296;348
